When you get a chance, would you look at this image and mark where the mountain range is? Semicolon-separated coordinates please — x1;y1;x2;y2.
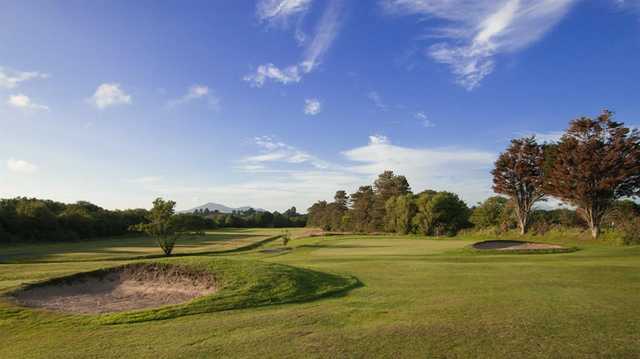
181;202;267;214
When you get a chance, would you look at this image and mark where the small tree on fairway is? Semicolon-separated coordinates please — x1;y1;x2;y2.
281;229;291;247
131;198;179;256
492;136;546;235
546;111;640;239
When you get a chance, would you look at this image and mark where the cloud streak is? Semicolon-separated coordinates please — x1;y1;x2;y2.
0;67;48;89
245;0;345;87
167;85;220;110
382;0;576;90
130;134;495;211
258;0;313;24
6;158;38;174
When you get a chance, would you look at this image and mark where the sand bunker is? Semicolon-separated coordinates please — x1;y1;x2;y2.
11;264;216;314
473;240;566;251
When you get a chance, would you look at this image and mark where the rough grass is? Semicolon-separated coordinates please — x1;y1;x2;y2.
1;230;639;358
0;229;293;263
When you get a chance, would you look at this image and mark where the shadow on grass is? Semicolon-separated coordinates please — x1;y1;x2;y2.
0;234;279;265
299;244;392;249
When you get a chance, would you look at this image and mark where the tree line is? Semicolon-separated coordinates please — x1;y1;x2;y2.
307;110;640;242
0;197;306;243
189;207;306;228
0;197;148;243
307;171;472;236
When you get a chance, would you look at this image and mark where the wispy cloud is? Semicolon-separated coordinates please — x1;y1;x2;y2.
167;85;220;110
240;136;329;169
0;67;48;89
415;111;435;127
89;83;132;109
7;94;49;111
131;134;495;211
244;64;302;87
6;158;38;174
258;0;313;24
304;98;322;115
367;91;387;111
127;176;163;184
381;0;577;90
245;0;345;87
343;134;495;201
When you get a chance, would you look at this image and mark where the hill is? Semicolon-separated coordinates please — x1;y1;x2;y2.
181;202;267;214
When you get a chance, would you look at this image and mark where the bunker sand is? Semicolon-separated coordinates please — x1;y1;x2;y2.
12;264;216;314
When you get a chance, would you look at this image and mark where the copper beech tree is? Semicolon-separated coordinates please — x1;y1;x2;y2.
546;111;640;239
492;137;545;235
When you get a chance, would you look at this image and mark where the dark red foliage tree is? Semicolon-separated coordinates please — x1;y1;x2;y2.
492;136;546;235
546;110;640;239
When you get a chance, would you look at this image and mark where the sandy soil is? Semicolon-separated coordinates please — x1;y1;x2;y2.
12;264;216;314
473;240;565;251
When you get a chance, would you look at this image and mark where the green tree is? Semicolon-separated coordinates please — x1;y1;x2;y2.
350;186;376;232
470;196;510;229
372;171;411;230
384;194;416;234
130;198;179;256
413;191;470;236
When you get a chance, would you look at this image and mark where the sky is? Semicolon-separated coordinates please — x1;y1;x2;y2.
1;0;640;212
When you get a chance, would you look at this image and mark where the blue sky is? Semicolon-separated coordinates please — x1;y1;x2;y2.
1;0;639;211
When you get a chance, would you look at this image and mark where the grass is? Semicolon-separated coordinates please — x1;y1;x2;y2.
0;228;301;263
1;229;639;358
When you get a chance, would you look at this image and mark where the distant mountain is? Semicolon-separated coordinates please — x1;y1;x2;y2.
181;202;267;214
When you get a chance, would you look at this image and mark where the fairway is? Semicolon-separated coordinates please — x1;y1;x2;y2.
1;231;639;358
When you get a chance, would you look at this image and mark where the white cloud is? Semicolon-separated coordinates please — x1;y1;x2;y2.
127;176;163;184
0;67;48;89
89;83;132;109
367;91;387;111
245;0;344;87
168;85;220;110
382;0;577;90
415;111;435;127
343;134;495;202
7;158;38;174
258;0;313;23
244;64;302;87
368;134;390;145
304;98;322;115
7;94;49;111
136;134;495;211
241;136;328;169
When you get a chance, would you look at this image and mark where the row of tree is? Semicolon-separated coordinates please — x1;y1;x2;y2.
307;111;640;241
0;198;148;243
470;195;639;242
307;171;472;236
493;110;640;239
0;197;306;243
190;207;307;228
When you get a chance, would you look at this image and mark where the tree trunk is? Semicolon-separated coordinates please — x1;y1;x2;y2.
517;208;529;235
584;207;601;240
590;224;600;240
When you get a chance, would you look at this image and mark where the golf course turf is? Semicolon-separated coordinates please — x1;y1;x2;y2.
1;230;639;358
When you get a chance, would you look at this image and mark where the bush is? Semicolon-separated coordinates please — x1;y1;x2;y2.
617;216;640;245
